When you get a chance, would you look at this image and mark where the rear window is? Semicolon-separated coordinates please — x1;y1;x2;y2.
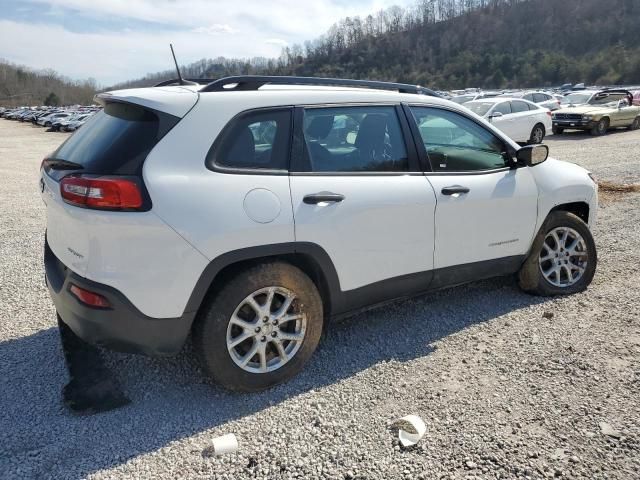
511;101;530;113
50;102;179;175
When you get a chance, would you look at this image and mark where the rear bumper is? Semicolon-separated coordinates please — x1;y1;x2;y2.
45;239;194;356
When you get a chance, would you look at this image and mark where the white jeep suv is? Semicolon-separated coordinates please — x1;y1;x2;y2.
42;76;598;392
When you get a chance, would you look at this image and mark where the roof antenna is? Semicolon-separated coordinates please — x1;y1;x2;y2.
169;44;196;86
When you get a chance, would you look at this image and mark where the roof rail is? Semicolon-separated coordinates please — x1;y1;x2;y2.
154;78;216;87
199;75;439;97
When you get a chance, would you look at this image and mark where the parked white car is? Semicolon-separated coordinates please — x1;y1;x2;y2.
37;112;71;127
464;97;553;143
450;92;500;104
501;91;561;111
41;76;597;401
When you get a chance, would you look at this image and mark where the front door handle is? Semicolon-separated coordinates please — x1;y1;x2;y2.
303;192;345;204
441;185;470;195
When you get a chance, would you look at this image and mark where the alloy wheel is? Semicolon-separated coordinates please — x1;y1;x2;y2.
532;126;544;143
226;286;307;373
538;227;588;287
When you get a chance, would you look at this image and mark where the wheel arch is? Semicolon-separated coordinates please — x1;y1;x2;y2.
549;201;590;224
185;242;342;325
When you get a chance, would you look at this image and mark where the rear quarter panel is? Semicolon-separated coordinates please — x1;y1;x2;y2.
42;171;210;319
143;93;296;263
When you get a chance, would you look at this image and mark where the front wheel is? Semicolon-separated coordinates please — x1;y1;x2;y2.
518;211;597;296
193;262;323;392
590;118;609;136
629;117;640;131
529;124;545;144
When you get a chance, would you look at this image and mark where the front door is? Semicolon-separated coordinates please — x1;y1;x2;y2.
488;100;519;141
408;105;539;283
289;105;437;307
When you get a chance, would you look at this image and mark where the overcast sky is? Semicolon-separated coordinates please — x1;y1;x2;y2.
0;0;413;86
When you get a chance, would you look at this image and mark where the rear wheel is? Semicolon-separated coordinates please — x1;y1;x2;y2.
193;262;323;392
629;117;640;131
552;125;564;135
518;211;597;296
590;118;609;136
529;124;545;144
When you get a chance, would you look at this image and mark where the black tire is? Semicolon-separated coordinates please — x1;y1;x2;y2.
529;124;545;144
552;125;564;135
518;211;597;296
193;262;323;392
629;117;640;131
590;118;609;136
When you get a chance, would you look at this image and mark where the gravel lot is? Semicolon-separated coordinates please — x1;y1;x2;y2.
1;121;639;480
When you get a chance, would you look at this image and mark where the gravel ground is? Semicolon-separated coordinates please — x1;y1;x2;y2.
0;121;639;480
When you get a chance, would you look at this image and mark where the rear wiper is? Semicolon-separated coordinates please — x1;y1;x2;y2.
43;159;84;171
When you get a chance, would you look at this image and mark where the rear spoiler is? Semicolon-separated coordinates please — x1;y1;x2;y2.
94;88;198;118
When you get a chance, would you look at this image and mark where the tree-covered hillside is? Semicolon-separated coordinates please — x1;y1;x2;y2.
111;0;640;91
0;60;97;107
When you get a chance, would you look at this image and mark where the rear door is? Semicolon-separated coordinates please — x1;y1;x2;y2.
407;105;538;283
289;104;436;303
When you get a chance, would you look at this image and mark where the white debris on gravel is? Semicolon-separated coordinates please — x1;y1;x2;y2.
392;415;427;447
1;122;639;479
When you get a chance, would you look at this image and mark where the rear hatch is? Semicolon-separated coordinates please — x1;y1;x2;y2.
41;87;198;275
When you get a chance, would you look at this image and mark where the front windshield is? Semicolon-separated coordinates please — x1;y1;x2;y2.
561;93;591;105
589;92;627;106
465;102;494;117
451;95;475;104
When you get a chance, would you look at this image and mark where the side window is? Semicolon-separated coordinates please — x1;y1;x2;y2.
533;93;546;103
523;94;535;101
511;101;530;113
210;109;291;170
410;107;508;172
301;106;408;172
494;102;512;115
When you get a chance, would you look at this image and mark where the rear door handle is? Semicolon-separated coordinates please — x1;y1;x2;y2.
441;185;470;195
303;192;345;204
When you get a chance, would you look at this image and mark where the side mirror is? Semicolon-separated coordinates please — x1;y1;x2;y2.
489;111;503;120
516;144;549;167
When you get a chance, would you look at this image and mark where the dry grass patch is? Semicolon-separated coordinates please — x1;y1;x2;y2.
598;181;640;203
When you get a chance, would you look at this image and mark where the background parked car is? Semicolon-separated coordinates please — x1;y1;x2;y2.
61;113;94;131
502;91;561;111
559;91;600;108
465;97;552;144
552;90;640;135
450;91;500;104
38;112;71;127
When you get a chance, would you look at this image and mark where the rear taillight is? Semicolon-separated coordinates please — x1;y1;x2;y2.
70;284;111;309
546;111;552;117
60;175;143;210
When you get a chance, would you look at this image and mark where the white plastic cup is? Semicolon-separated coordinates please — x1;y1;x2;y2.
393;415;427;447
211;433;239;456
